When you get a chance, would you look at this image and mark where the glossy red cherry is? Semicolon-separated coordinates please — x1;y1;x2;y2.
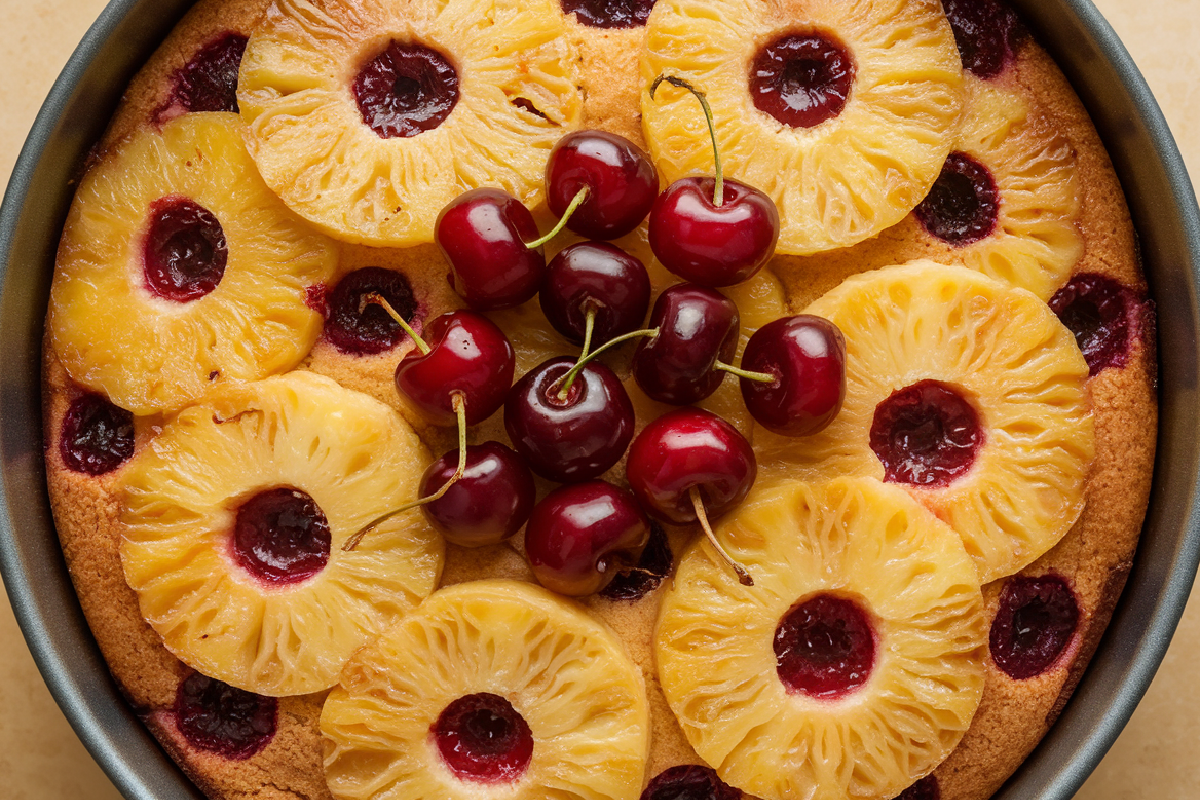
174;672;277;761
323;266;418;355
1049;273;1150;376
395;310;515;426
750;31;855;129
870;380;983;488
546;130;658;240
775;593;876;699
631;283;739;405
504;356;635;483
943;0;1026;80
541;241;651;347
990;574;1080;680
60;393;135;476
740;315;846;437
143;197;227;302
232;487;330;586
435;188;546;311
525;480;650;596
626;407;755;525
914;151;1000;246
420;442;536;548
433;693;533;783
155;33;249;123
353;41;459;139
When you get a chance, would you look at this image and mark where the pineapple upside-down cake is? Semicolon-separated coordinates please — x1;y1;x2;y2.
43;0;1155;799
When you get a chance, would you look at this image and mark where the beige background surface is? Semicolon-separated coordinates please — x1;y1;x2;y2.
0;0;1196;798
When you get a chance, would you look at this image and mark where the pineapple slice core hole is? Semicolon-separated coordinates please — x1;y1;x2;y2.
774;593;877;700
432;692;534;784
914;152;1001;247
749;29;856;130
143;196;228;303
869;379;985;488
230;487;331;586
353;41;460;139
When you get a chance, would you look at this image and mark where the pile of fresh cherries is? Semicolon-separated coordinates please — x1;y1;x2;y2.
348;77;848;595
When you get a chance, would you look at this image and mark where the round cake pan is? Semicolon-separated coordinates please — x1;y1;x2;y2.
2;1;1198;798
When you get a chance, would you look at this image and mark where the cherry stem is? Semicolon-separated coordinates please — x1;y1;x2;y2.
527;187;589;249
715;361;776;384
579;303;598;361
689;486;753;586
651;74;723;207
343;392;467;552
555;326;661;400
363;293;428;355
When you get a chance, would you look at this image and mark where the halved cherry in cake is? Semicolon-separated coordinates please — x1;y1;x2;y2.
640;764;740;800
561;0;657;29
914;152;1000;247
600;521;673;601
775;593;876;700
157;32;249;120
60;393;135;476
232;487;331;586
354;41;459;139
897;776;941;800
324;267;419;355
1049;273;1147;376
174;672;277;760
943;0;1026;80
870;380;984;488
143;197;228;302
990;574;1080;680
433;693;534;783
750;30;855;129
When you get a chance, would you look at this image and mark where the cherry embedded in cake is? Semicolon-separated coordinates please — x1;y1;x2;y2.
323;267;419;355
174;672;277;760
354;41;459;139
60;392;135;476
750;31;855;129
870;380;984;488
990;574;1080;680
600;521;673;601
561;0;657;29
640;764;741;800
231;487;331;586
1049;273;1146;376
143;197;228;302
433;692;534;783
943;0;1026;79
897;776;941;800
774;593;876;700
156;32;248;121
914;152;1000;247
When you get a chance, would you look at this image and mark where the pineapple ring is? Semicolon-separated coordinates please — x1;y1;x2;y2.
656;477;987;800
641;0;964;255
48;112;337;415
757;261;1095;583
238;0;583;247
322;580;650;800
920;77;1083;301
119;372;444;696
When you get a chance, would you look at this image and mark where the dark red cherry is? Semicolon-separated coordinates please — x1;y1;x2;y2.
231;487;331;586
914;152;1000;246
943;0;1026;80
546;130;658;240
870;380;984;487
640;764;741;800
990;574;1080;680
560;0;657;29
600;521;672;601
324;267;419;355
420;442;536;548
1049;273;1148;376
60;393;135;476
541;242;651;346
433;693;533;783
353;41;459;139
435;188;546;311
156;32;249;121
750;31;855;129
525;480;650;596
626;407;756;525
897;776;941;800
649;177;779;287
504;357;635;482
740;315;846;437
775;594;876;700
395;311;515;426
175;672;276;760
632;283;739;405
143;197;227;302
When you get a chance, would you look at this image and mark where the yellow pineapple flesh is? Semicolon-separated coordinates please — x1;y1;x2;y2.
119;371;443;696
656;477;986;800
757;261;1095;583
322;580;650;800
48;112;336;415
641;0;964;255
238;0;582;246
